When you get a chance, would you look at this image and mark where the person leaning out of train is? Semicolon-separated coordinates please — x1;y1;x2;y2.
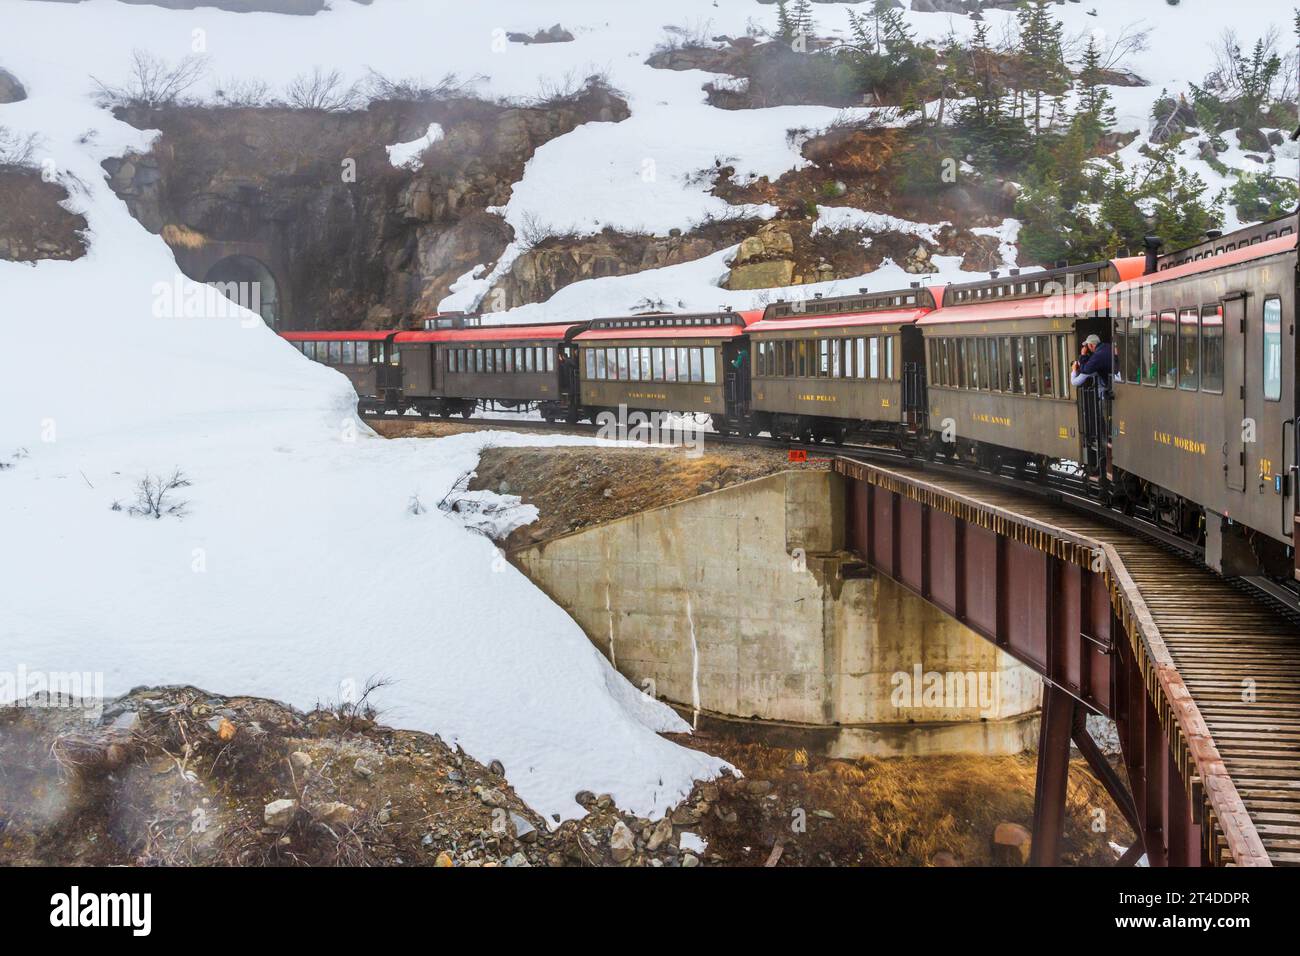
1070;334;1113;391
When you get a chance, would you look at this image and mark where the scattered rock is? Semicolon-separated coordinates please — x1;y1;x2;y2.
289;751;313;772
645;817;674;852
353;758;376;780
314;802;356;826
931;850;959;866
264;799;298;828
609;820;636;862
510;811;538;843
434;851;454;867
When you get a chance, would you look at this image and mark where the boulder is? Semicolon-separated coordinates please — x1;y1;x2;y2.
0;68;26;104
991;821;1032;865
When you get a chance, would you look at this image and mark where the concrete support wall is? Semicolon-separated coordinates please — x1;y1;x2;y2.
512;471;1041;756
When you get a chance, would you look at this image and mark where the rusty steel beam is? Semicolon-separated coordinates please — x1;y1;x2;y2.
1030;684;1076;866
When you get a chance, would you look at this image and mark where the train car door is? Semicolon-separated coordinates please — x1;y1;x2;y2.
1224;294;1248;493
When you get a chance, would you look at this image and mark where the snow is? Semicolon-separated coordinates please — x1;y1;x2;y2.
679;831;707;855
1;0;1295;824
385;122;444;170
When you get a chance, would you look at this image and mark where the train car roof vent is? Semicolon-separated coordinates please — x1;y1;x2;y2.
989;270;999;279
1205;229;1223;240
813;293;823;299
909;281;920;289
1009;268;1020;276
858;287;869;294
1143;235;1163;276
1054;259;1068;269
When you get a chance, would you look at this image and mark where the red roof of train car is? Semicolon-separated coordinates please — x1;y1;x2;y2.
917;288;1113;325
280;330;399;341
573;310;761;341
746;305;930;334
394;323;581;343
1111;233;1297;292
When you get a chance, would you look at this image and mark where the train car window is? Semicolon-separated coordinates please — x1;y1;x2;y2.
856;338;866;379
651;346;664;381
886;336;895;380
1201;306;1224;393
629;347;641;381
1011;338;1025;394
640;347;652;380
1264;296;1283;401
1140;315;1157;385
450;349;459;373
818;339;830;376
298;341;312;360
1158;312;1176;387
689;348;703;383
585;349;596;380
1111;320;1125;383
1036;335;1053;396
677;347;691;380
794;341;805;377
545;347;554;372
704;348;718;384
956;339;968;388
831;340;841;378
663;346;676;381
1177;310;1199;391
614;348;627;380
328;341;341;364
1026;337;1040;396
987;338;1000;391
344;342;357;364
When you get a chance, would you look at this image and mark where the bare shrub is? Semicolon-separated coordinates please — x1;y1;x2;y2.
0;126;40;169
113;468;191;519
91;49;209;109
522;68;620;108
360;67;479;103
653;19;718;54
213;76;273;108
284;67;359;111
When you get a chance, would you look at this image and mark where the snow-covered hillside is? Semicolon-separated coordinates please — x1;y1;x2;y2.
1;0;1296;822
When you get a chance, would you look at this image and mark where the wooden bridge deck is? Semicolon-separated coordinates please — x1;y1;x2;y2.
836;457;1300;866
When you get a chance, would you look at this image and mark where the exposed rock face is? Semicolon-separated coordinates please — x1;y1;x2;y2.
102;87;629;328
507;24;574;44
726;222;796;290
0;68;26;104
0;168;87;261
488;221;754;311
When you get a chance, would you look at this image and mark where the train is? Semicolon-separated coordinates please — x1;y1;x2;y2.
280;212;1300;592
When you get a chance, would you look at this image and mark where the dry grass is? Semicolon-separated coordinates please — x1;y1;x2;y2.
161;223;207;249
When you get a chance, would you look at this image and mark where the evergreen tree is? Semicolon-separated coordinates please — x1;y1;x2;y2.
1015;0;1070;135
774;1;796;42
1074;35;1115;149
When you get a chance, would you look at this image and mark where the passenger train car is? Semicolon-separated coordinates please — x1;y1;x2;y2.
574;310;759;431
919;258;1145;473
280;329;402;412
281;212;1299;591
394;314;584;420
1107;217;1298;580
745;287;935;444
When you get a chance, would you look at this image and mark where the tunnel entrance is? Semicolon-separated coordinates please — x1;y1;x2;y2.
204;255;280;328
